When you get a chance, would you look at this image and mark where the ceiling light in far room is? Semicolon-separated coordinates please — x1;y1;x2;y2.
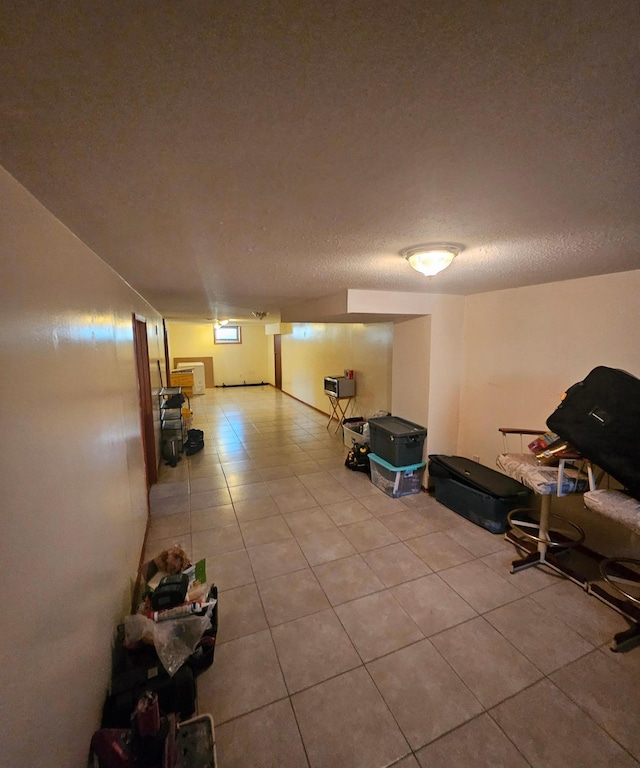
213;319;229;329
252;311;269;320
401;243;462;277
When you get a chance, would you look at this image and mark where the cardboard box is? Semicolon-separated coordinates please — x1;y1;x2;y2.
170;370;194;397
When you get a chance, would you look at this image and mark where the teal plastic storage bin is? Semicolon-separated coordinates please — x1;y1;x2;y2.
369;453;426;498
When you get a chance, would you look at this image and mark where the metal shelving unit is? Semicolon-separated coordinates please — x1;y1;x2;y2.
159;386;190;466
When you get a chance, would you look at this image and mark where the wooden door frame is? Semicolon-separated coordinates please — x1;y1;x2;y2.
133;314;158;488
162;318;171;388
274;334;282;389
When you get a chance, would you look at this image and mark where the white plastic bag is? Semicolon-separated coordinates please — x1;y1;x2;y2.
124;611;212;676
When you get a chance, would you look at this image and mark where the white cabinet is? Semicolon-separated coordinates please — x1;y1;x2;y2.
176;362;206;394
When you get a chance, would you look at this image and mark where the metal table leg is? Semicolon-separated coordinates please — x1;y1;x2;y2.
506;495;587;586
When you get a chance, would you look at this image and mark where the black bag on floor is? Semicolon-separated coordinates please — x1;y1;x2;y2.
546;366;640;499
184;429;204;456
345;442;371;473
187;585;218;677
429;454;533;533
102;651;196;728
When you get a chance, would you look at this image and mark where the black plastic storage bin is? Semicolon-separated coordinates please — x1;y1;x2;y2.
428;455;533;534
368;416;427;467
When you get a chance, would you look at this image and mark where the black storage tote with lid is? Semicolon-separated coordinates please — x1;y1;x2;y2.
368;416;427;467
428;455;533;533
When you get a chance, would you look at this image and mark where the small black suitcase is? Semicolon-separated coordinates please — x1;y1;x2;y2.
546;366;640;499
428;455;533;533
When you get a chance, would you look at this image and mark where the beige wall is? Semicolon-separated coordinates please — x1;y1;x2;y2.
281;322;393;418
167;321;271;386
4;151;640;766
389;295;466;460
166;321;215;360
0;168;165;766
422;295;466;458
166;319;393;416
391;316;431;457
457;269;640;554
458;270;640;468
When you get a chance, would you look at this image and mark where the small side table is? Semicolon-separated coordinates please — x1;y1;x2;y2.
326;395;354;433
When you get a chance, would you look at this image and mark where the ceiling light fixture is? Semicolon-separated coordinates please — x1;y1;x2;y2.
401;243;462;277
252;311;269;320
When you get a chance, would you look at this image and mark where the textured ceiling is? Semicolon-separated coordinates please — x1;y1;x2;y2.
1;0;639;323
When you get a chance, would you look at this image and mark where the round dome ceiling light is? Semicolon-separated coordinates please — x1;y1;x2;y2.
402;244;462;277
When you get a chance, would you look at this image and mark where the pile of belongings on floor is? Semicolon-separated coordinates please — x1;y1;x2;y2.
91;545;219;766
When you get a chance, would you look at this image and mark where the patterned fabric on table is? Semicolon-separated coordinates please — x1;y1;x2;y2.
583;489;640;536
496;452;590;496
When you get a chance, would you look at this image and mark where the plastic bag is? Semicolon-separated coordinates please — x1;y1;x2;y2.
124;610;212;676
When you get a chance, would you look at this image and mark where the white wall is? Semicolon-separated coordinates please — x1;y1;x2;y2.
458;270;640;468
0;168;164;767
389;296;466;462
423;295;466;458
457;270;640;553
391;316;431;451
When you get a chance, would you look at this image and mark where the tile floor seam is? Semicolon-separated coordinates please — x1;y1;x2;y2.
483;596;600;670
412;711;534;768
472;709;536;768
209;693;294;727
548;669;640;763
485;676;640;767
269;626;363;697
344;663;415;759
358;655;447;757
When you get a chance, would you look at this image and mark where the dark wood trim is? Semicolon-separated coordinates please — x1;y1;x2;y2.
274;334;282;389
277;386;334;418
132;315;158;488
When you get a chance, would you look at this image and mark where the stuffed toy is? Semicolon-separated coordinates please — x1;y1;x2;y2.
153;545;190;575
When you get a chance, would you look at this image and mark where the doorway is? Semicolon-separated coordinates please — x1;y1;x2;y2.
133;314;158;488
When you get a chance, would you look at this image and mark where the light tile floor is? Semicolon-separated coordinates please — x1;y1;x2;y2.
146;386;640;768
